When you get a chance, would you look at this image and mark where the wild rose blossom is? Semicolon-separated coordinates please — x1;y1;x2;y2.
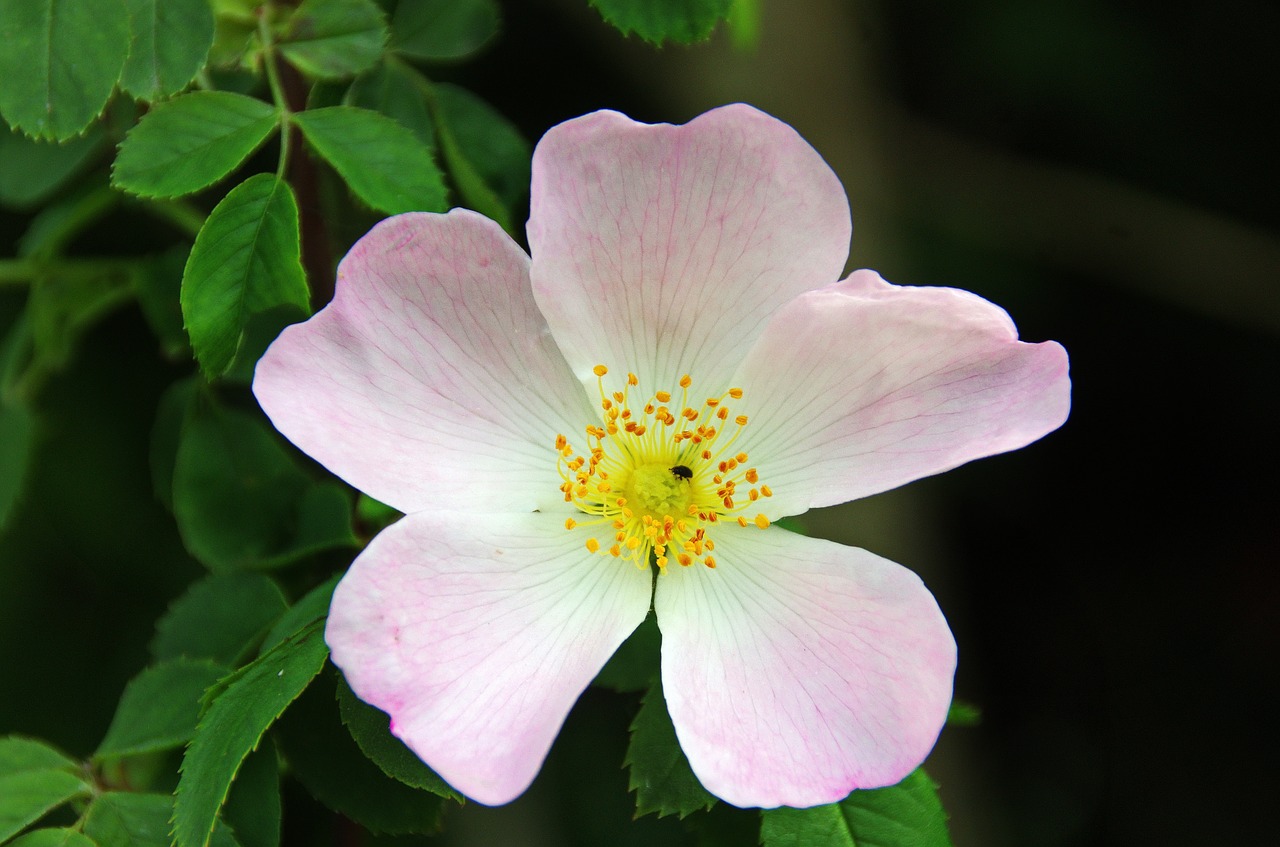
253;104;1070;808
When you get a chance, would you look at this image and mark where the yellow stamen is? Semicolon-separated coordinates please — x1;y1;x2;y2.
555;366;774;573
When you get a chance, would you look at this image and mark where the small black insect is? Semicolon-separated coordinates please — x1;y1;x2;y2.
670;464;693;480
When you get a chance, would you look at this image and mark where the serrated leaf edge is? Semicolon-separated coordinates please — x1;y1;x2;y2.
172;620;326;847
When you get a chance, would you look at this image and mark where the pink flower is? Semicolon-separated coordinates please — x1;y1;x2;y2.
253;105;1070;809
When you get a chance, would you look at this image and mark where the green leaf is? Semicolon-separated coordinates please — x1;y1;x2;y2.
0;0;131;139
0;398;35;533
591;614;660;696
121;0;216;100
84;792;240;847
180;173;309;378
149;377;199;510
222;745;280;847
209;7;258;70
390;0;500;61
27;267;135;374
336;676;457;798
292;106;447;214
171;400;357;571
726;0;761;49
434;84;529;211
0;770;92;842
589;0;731;44
276;671;449;835
0;737;78;776
346;61;436;148
174;621;328;847
219;304;309;386
0;123;106;208
625;678;716;819
113;92;280;199
135;247;192;359
946;701;982;727
16;183;118;260
7;828;98;847
259;574;340;655
96;659;228;759
279;0;388;79
152;573;288;664
429;82;530;234
354;493;401;534
758;769;953;847
594;611;660;692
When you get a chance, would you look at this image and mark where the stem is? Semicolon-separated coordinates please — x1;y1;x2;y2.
0;257;147;284
259;4;292;179
256;0;335;308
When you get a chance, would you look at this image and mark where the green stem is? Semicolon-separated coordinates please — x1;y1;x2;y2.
0;257;147;284
259;4;292;179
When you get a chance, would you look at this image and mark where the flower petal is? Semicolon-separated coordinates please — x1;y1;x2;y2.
326;509;654;805
734;270;1071;516
528;104;851;393
253;209;591;514
654;525;956;808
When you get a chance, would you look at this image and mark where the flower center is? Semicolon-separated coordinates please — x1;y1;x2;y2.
555;365;773;572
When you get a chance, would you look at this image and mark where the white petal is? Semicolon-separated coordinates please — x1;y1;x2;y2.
327;510;653;805
254;210;592;514
654;525;955;808
734;270;1070;516
528;105;850;393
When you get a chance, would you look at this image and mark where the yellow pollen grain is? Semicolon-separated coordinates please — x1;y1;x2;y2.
761;485;773;497
556;368;777;576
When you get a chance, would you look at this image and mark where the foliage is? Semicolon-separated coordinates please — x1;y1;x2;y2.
0;1;955;845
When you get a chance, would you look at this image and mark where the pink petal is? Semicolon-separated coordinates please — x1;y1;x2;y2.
654;525;956;808
527;105;851;393
734;270;1070;516
253;210;591;514
326;509;653;805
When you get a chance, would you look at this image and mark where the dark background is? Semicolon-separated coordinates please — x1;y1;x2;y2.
2;1;1276;845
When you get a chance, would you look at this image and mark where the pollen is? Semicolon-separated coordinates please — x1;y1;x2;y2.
554;367;772;574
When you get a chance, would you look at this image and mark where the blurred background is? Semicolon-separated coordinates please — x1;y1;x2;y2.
2;0;1276;845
